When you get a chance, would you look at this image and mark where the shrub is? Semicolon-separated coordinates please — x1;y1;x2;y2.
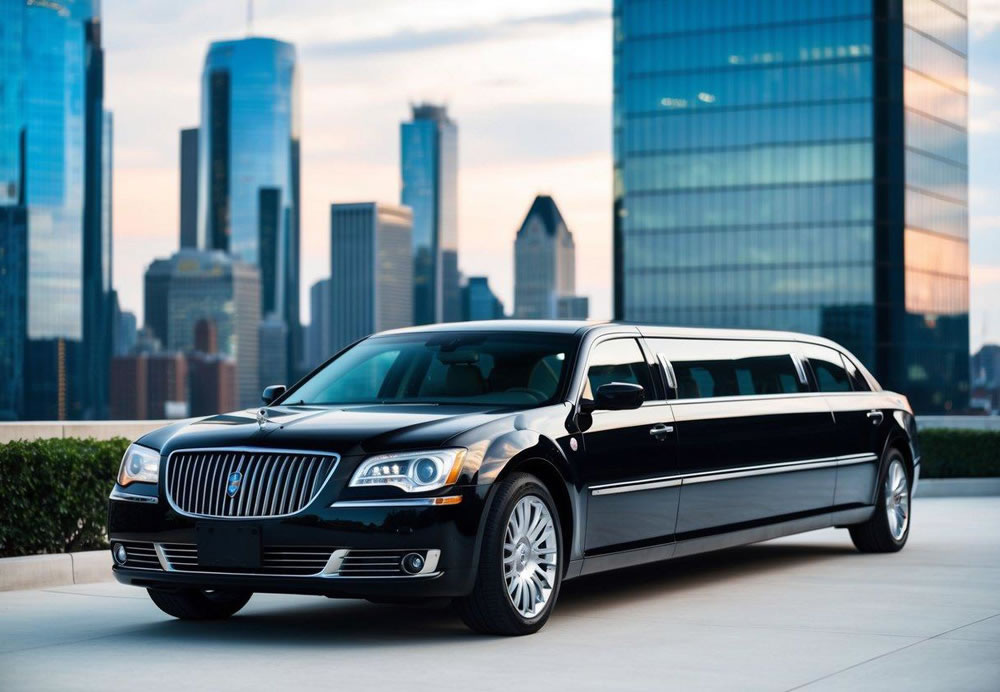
0;437;129;558
918;429;1000;478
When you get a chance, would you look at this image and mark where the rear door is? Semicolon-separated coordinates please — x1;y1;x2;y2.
647;338;838;539
801;343;882;508
578;337;680;553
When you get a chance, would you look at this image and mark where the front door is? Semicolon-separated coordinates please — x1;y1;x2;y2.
578;338;679;553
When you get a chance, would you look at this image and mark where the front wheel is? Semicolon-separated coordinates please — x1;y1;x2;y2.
455;473;562;635
147;588;252;620
849;450;911;553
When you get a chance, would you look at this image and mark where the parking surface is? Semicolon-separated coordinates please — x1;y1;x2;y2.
1;497;998;691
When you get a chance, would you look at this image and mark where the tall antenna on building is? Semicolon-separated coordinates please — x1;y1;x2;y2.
247;0;253;35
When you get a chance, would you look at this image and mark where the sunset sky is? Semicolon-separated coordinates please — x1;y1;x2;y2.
105;0;1000;350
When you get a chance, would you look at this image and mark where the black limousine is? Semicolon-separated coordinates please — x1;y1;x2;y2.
109;321;918;635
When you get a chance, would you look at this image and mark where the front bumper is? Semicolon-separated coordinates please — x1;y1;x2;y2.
108;483;490;599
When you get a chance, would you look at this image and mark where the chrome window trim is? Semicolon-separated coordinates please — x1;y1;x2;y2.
330;497;460;508
109;488;159;504
163;447;340;521
570;330;645;406
590;453;877;495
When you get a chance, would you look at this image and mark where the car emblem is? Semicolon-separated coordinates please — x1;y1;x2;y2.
256;407;269;428
226;471;243;498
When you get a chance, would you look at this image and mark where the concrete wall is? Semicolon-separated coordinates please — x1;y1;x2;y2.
0;421;171;444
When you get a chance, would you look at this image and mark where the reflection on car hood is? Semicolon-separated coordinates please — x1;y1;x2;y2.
140;403;519;457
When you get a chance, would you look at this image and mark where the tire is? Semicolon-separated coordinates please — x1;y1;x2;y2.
849;448;911;553
147;588;252;620
455;472;563;636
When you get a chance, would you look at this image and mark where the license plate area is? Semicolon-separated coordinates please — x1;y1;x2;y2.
196;524;261;569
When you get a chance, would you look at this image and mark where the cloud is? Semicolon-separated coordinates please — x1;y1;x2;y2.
971;0;1000;38
303;8;607;58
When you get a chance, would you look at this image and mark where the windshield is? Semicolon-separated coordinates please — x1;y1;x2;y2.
288;332;577;407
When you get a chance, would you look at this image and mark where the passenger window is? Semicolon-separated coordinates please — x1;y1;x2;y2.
733;355;806;395
842;355;871;392
583;339;653;399
804;346;851;393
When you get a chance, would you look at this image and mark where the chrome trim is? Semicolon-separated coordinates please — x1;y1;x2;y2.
589;453;878;495
330;496;462;508
163;447;340;520
791;353;809;385
109;488;159;504
657;353;678;392
592;478;682;496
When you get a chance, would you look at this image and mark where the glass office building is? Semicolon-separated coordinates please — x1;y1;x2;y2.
401;104;460;325
0;0;112;419
198;37;302;377
613;0;969;412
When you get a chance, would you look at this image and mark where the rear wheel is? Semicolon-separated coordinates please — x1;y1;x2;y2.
849;449;911;553
455;473;562;635
147;588;252;620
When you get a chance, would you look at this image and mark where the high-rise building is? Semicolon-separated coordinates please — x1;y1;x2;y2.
557;295;589;321
0;0;113;420
179;127;198;249
462;277;505;321
329;203;413;351
514;195;587;320
612;0;969;412
109;355;148;420
306;278;333;369
401;104;460;324
144;249;261;407
0;207;27;420
197;37;301;381
187;319;236;417
258;314;288;388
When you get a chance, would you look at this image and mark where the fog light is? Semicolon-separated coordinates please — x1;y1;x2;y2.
113;543;127;565
401;552;425;575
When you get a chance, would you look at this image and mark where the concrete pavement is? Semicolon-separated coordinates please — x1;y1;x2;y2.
1;497;997;691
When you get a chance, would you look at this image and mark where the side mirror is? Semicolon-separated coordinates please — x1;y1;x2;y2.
581;382;645;413
261;385;287;405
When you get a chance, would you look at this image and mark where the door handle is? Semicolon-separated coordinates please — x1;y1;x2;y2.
649;424;674;438
866;410;884;425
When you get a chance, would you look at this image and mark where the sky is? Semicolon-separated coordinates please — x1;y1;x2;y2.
104;0;1000;350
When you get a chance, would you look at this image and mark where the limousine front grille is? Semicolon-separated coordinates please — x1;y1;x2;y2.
159;543;338;576
165;449;339;518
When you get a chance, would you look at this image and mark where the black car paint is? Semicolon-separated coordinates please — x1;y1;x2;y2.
109;320;917;598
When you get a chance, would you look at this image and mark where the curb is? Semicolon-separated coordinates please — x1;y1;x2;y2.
915;477;1000;498
0;550;111;592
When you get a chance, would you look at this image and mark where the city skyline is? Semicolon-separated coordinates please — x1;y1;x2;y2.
100;0;1000;352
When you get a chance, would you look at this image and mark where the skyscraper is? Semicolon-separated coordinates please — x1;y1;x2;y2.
462;277;505;321
329;203;413;352
514;195;587;320
401;104;459;325
197;37;301;380
0;0;113;420
144;249;261;408
613;0;969;412
306;278;333;369
179;127;198;249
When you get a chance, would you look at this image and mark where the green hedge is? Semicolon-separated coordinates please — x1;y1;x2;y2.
0;437;129;558
919;429;1000;479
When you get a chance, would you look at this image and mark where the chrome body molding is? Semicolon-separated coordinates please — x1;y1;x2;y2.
590;453;878;496
163;447;340;521
109;488;159;504
330;497;461;508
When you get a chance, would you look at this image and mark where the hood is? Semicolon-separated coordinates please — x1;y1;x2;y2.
141;403;518;457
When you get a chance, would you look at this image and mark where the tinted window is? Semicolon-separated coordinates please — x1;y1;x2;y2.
584;339;653;399
803;345;851;392
842;355;871;391
289;332;575;406
649;338;807;399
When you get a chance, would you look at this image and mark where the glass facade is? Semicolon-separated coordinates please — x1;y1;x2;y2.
400;104;460;325
613;0;969;412
0;0;112;419
197;37;301;376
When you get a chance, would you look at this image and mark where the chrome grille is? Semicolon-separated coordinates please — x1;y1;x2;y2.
165;449;339;518
338;549;439;577
117;541;161;570
159;543;337;576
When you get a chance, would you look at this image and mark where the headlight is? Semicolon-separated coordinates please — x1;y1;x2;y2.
349;449;466;493
117;443;160;486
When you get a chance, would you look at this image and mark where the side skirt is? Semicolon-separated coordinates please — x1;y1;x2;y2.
573;506;874;578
